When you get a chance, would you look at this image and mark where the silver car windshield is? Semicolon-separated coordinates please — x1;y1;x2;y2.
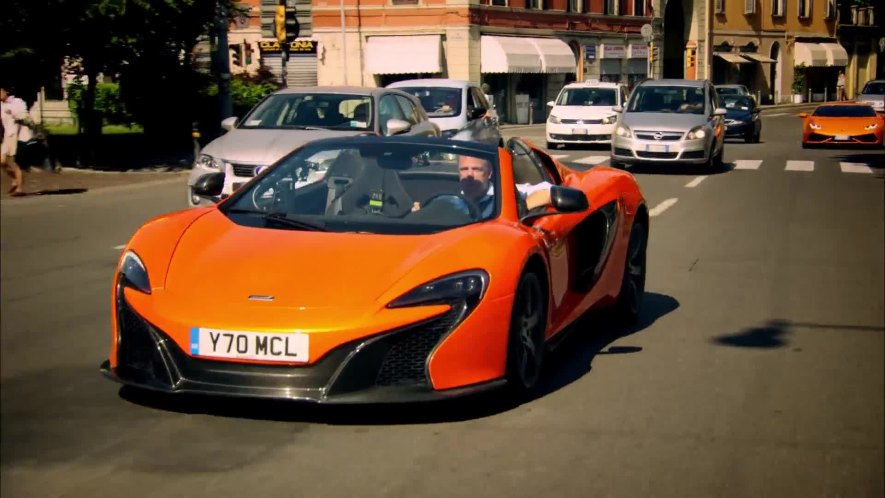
395;87;462;118
555;88;616;106
861;82;884;95
239;93;374;131
223;141;501;235
628;86;706;114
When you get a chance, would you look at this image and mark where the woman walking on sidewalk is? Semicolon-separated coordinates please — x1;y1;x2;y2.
1;85;32;196
836;70;847;101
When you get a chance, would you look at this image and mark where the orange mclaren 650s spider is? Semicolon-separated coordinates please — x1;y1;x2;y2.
101;135;648;403
800;103;884;147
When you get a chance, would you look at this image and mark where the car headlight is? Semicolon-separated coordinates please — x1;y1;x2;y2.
601;115;617;125
864;123;878;130
119;250;151;294
809;122;822;130
686;126;707;140
615;125;632;138
388;270;488;309
548;114;561;124
198;154;222;170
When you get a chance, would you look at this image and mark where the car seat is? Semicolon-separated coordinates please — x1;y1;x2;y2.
332;158;413;217
352;102;370;123
296;101;321;126
324;150;365;215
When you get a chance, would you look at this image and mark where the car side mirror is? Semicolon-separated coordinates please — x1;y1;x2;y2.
520;186;589;224
193;172;225;200
221;116;238;131
612;105;624;113
798;112;808;118
713;108;727;117
468;107;487;120
385;118;411;136
547;100;555;107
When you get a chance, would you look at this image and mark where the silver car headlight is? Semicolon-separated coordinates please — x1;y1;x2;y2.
119;250;151;294
615;124;632;138
548;114;561;124
601;115;617;125
686;126;707;140
198;154;223;170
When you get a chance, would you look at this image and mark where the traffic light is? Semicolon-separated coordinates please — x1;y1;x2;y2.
244;43;253;65
230;44;242;66
686;49;696;68
649;43;658;63
274;1;300;45
284;4;299;44
274;3;286;44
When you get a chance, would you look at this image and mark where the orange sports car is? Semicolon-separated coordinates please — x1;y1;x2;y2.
800;102;884;147
101;136;648;402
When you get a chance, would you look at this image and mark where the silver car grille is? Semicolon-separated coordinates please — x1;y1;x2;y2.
634;131;685;141
231;163;259;177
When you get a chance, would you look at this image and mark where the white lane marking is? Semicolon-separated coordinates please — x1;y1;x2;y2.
551;154;569;159
733;159;763;170
649;198;678;217
767;113;787;117
573;155;610;165
785;160;814;172
685;176;707;188
113;244;126;250
840;162;873;174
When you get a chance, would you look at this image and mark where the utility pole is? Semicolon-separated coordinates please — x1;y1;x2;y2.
214;0;233;120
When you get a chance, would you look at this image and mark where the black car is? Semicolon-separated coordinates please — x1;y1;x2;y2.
722;95;761;143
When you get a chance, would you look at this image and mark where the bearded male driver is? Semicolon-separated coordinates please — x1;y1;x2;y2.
412;154;552;219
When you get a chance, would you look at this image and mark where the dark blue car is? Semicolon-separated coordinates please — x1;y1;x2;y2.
722;95;761;143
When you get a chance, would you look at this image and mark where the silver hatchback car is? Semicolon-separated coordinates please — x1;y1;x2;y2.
611;79;726;169
187;86;440;207
386;79;503;147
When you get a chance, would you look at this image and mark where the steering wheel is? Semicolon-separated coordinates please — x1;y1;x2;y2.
420;193;481;220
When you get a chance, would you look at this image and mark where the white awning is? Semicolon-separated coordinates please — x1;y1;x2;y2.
819;42;848;67
528;37;576;73
481;35;543;73
741;52;776;63
715;52;751;64
365;35;441;74
793;42;828;67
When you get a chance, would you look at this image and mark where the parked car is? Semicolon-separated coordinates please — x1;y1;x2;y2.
611;79;727;169
386;79;502;147
721;94;761;143
187;86;440;207
545;80;629;148
102;135;649;402
799;103;884;147
857;79;884;114
715;84;751;97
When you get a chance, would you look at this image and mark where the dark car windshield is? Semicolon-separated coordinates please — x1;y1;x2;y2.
627;86;706;114
239;93;374;131
395;87;462;118
813;105;877;117
715;86;746;96
722;96;755;111
222;140;501;235
555;88;617;106
860;81;885;95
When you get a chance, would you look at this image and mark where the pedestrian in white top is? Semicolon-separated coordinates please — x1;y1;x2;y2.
1;86;33;196
836;70;846;101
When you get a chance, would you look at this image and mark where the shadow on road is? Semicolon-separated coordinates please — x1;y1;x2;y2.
710;319;885;350
829;151;885;169
119;291;680;425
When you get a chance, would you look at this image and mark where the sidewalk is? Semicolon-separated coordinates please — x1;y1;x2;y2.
0;166;189;200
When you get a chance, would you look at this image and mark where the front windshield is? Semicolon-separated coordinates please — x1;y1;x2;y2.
722;96;755;111
627;86;706;114
222;140;501;235
716;87;741;95
555;88;617;106
395;87;462;118
861;81;885;95
239;93;373;131
813;105;877;117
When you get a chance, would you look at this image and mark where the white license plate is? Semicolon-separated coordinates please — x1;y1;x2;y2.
834;135;850;141
572;128;588;135
190;328;309;362
645;144;667;153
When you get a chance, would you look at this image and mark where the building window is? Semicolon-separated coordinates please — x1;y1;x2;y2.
744;0;756;14
568;0;581;13
491;0;506;5
604;0;616;15
797;0;811;18
619;0;628;15
527;0;542;9
633;0;644;15
771;0;784;16
715;0;725;14
824;0;836;19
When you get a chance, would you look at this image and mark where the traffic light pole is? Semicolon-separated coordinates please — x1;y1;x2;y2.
215;0;233;120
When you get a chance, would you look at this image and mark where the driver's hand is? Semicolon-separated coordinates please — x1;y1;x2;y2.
411;201;421;212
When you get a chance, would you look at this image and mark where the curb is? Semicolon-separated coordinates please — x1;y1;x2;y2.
0;174;188;204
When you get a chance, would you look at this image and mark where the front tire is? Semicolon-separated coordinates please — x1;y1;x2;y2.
611;222;647;324
506;272;547;394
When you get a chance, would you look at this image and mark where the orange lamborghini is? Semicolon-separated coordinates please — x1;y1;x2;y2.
101;136;648;402
800;103;884;147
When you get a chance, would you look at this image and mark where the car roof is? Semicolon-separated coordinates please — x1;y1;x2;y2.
300;134;499;154
272;86;398;96
640;79;707;88
715;84;747;88
561;81;624;89
815;102;876;107
387;79;477;89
